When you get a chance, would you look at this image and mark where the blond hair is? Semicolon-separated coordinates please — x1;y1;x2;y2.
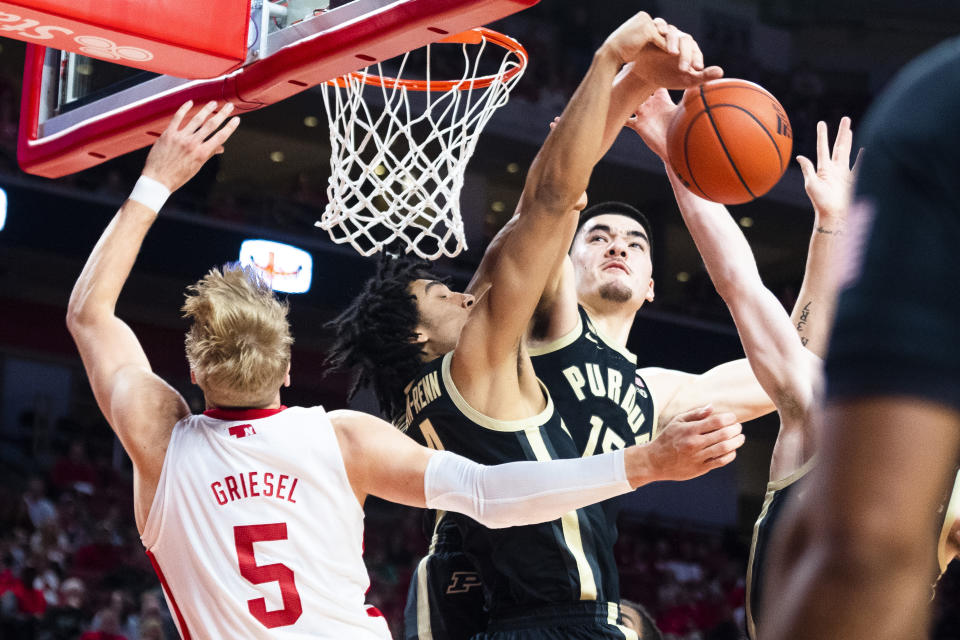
183;265;293;407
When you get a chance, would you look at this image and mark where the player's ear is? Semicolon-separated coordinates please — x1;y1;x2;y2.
190;369;198;385
283;363;291;388
646;278;655;303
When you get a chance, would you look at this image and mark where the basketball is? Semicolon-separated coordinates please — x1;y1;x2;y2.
666;79;793;205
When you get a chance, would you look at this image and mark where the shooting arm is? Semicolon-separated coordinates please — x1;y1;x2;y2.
66;102;238;512
532;24;724;343
461;42;631;364
528;63;663;342
666;168;812;420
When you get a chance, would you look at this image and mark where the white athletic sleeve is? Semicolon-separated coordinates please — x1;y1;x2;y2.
423;449;633;529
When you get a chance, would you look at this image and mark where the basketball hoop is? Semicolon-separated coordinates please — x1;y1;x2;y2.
317;28;528;259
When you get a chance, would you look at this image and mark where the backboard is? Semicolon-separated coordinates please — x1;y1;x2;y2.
16;0;540;178
0;0;251;79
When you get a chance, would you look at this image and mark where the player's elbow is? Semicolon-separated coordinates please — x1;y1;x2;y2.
66;293;112;336
65;303;89;336
711;274;741;302
524;172;583;217
66;303;100;338
712;269;757;304
474;509;524;529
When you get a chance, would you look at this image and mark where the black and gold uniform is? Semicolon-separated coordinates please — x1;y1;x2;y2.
746;464;959;639
402;351;636;640
744;458;816;640
520;304;658;634
529;305;657;458
403;517;487;640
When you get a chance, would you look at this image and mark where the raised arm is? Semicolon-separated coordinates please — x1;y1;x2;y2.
461;13;663;364
66;101;239;530
600;22;720;158
532;24;724;343
792;118;860;356
462;14;722;369
629;89;812;423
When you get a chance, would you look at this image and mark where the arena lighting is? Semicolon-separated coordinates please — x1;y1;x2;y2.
0;187;6;232
239;239;313;294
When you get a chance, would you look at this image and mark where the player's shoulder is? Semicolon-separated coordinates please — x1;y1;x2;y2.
327;409;395;437
636;365;690;388
326;408;367;424
635;365;688;412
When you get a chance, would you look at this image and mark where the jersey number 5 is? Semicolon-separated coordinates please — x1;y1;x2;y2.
234;523;303;628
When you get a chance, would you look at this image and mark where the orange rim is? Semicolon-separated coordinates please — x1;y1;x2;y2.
329;27;527;92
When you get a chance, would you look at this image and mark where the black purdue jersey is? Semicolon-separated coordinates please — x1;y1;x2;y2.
745;459;815;640
530;303;656;558
746;463;959;639
529;305;657;458
403;352;620;619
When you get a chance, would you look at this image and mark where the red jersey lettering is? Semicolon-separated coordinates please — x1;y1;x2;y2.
263;472;275;497
209;471;300;506
211;481;228;506
224;476;241;501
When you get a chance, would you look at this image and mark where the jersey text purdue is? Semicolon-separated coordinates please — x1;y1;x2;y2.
562;363;648;433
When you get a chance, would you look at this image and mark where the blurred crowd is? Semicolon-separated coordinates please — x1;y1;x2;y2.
0;436;177;640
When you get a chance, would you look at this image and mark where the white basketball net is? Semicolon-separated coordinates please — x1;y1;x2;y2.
318;31;527;259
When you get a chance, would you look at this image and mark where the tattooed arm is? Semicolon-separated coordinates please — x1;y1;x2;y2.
791;118;861;356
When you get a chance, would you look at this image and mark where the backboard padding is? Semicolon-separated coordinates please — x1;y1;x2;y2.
18;0;540;178
0;0;250;79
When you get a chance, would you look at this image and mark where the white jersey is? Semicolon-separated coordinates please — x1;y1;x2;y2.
141;405;390;640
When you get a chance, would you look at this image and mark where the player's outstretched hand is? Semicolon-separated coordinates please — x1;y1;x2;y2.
796;117;863;225
624;405;744;487
627;19;723;91
624;88;679;160
602;12;668;66
142;101;241;193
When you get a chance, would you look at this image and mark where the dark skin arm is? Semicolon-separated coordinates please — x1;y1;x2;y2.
456;13;721;420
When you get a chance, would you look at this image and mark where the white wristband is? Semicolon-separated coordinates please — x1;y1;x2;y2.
129;175;171;213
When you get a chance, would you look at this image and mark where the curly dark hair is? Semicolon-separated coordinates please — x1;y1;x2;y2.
325;255;434;425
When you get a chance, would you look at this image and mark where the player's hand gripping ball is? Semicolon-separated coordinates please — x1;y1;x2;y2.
666;79;792;204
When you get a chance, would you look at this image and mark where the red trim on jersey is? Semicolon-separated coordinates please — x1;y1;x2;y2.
146;550;193;640
204;406;288;420
366;604;385;618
